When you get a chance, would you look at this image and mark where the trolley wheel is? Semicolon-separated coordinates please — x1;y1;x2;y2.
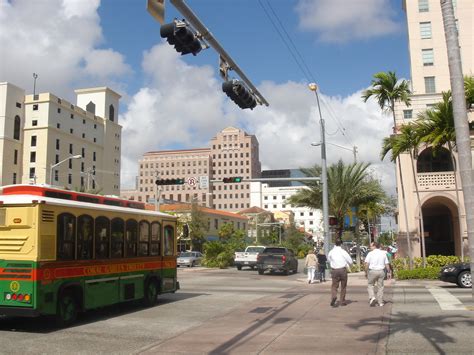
143;279;159;307
56;291;78;327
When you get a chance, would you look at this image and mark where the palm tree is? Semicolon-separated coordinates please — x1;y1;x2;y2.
362;71;413;267
415;92;464;260
381;124;427;267
288;160;387;239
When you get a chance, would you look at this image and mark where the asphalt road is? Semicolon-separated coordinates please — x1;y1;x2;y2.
0;265;304;354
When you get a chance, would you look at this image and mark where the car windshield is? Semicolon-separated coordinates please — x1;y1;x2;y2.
263;248;285;253
180;252;193;257
247;247;265;253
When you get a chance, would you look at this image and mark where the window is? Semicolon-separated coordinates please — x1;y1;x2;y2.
125;219;138;257
93;151;96;161
56;139;60;150
16;102;21;108
109;104;115;122
13;149;18;165
33;104;38;111
150;222;161;256
420;22;432;39
422;48;434;66
30;151;36;163
69;143;73;154
424;76;436;94
164;226;174;256
32;120;37;126
139;221;150;256
418;0;429;12
111;218;124;258
29;167;35;178
77;215;93;259
68;173;72;184
13;173;17;184
57;123;60;129
403;110;413;119
13;116;21;140
86;101;95;114
95;216;110;259
57;108;61;113
57;213;76;260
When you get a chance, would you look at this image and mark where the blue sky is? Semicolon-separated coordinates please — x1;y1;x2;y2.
0;0;412;198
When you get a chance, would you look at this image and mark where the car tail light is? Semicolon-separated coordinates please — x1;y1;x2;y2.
282;255;286;262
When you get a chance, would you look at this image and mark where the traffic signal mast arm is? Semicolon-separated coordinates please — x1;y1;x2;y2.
212;177;321;184
168;0;269;107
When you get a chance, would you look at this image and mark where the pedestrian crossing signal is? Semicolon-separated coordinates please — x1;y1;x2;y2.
223;177;243;183
155;178;185;185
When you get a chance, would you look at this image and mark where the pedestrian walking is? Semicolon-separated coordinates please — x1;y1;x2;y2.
317;249;327;282
304;249;318;284
327;239;353;307
364;242;390;307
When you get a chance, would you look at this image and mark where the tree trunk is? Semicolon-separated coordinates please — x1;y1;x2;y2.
398;156;413;269
392;113;413;269
448;141;465;261
441;0;474;299
410;150;426;267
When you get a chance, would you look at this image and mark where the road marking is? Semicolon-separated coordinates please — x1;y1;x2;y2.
427;286;466;311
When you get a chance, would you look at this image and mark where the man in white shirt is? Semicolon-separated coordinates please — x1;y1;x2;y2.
364;242;390;307
327;239;353;307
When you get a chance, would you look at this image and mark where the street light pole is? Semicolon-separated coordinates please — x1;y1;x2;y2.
309;83;330;256
49;155;82;185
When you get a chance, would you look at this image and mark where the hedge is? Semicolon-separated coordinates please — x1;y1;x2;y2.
393;255;469;280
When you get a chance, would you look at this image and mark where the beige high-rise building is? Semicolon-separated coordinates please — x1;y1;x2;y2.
394;0;473;257
0;82;122;195
121;126;261;212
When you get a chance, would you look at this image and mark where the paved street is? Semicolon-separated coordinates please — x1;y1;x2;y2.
0;265;472;354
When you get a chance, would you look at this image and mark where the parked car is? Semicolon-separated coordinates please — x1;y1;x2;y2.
234;246;266;270
177;251;202;267
256;247;298;275
439;263;471;288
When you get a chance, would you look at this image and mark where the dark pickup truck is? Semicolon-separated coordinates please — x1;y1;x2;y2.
256;247;298;275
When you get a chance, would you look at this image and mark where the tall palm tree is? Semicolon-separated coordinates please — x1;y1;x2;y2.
415;92;464;260
362;71;413;267
288;160;387;239
381;124;427;267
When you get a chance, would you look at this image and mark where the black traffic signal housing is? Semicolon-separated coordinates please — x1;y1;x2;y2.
222;80;257;110
160;21;202;56
155;178;185;186
329;217;338;226
223;177;243;183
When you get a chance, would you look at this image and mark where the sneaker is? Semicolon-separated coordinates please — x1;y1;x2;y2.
369;298;377;307
340;301;347;306
379;302;385;307
308;280;311;284
330;297;337;307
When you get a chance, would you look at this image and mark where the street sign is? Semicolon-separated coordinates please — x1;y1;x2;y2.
187;177;197;187
199;176;209;189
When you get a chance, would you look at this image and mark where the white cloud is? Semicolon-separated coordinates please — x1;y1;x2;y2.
120;49;396;195
0;0;131;98
295;0;401;43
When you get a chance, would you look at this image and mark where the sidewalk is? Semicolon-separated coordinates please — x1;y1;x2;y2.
139;273;391;354
138;273;473;354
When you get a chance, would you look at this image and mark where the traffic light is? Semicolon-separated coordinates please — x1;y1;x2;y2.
155;178;185;186
160;22;202;56
223;177;243;183
222;80;257;110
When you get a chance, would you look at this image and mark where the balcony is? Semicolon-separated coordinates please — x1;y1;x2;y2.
417;172;455;191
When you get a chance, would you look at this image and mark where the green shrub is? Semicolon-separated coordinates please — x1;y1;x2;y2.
392;255;468;274
396;267;440;280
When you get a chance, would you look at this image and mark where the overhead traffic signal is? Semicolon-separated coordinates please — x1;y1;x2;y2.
223;177;243;183
160;21;202;56
222;80;257;110
155;178;185;186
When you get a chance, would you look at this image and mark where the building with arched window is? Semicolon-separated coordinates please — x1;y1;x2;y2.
393;0;473;258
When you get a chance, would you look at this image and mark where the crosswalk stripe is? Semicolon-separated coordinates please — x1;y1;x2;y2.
427;286;466;311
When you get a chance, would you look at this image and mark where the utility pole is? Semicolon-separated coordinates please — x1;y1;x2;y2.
309;83;330;257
